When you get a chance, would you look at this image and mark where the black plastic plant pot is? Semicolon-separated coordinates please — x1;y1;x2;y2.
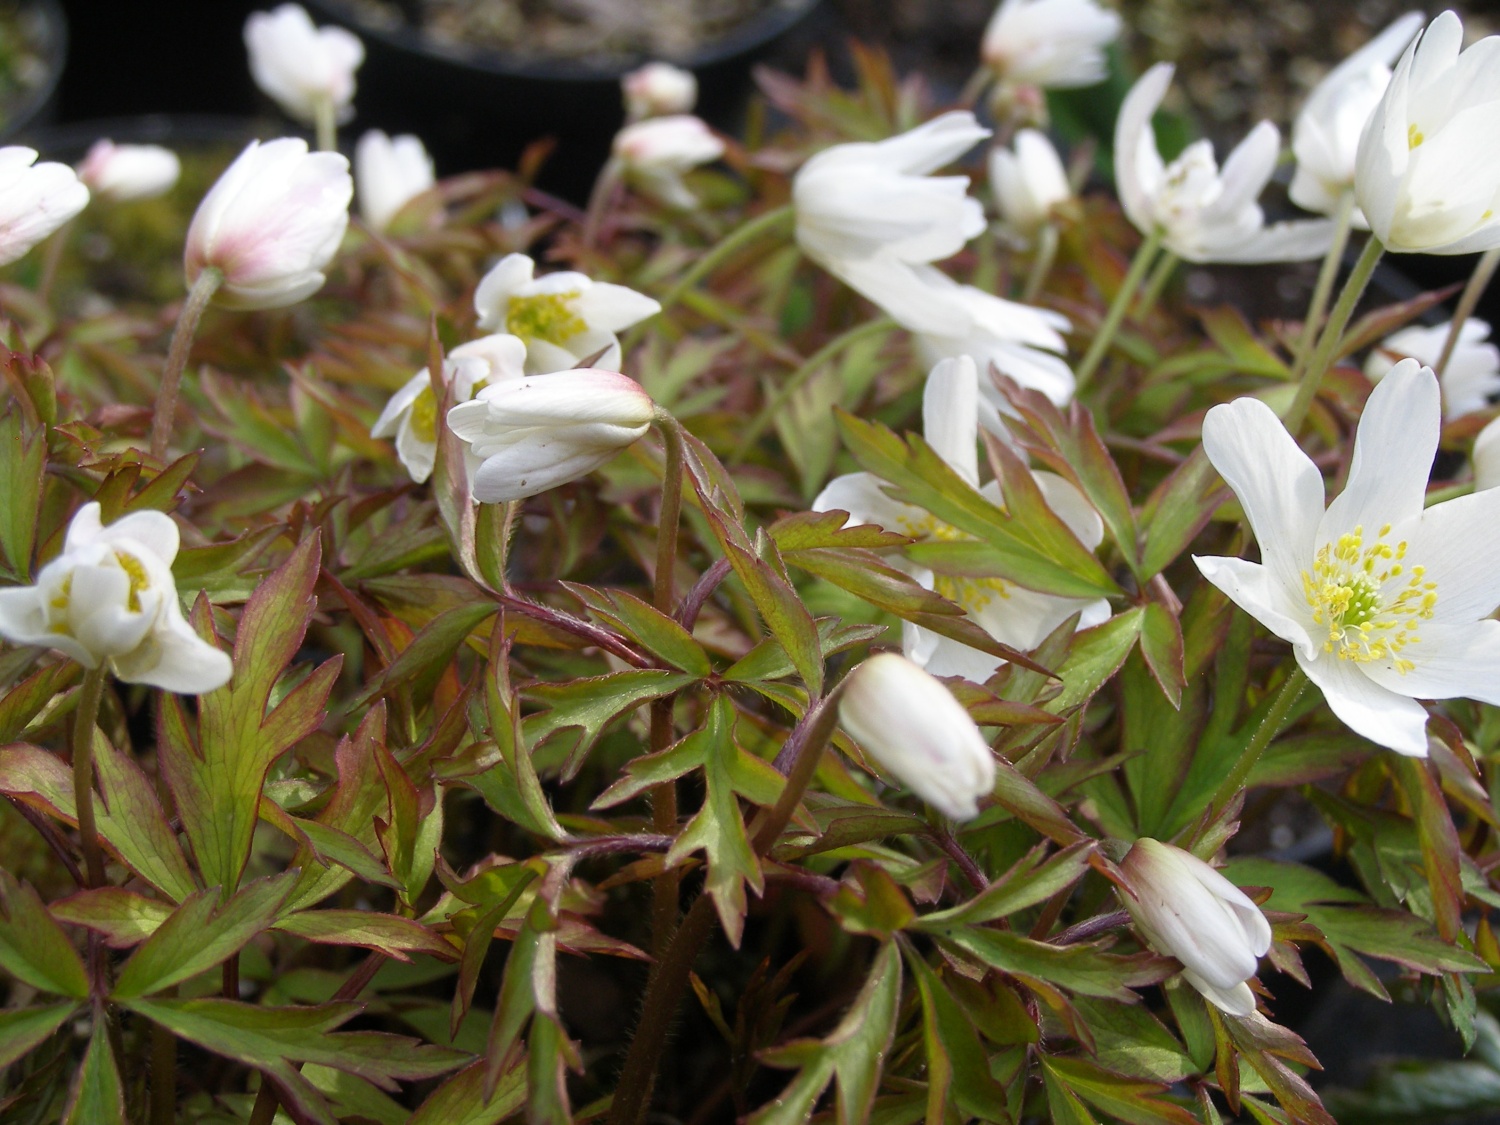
304;0;823;201
0;0;67;144
22;113;265;164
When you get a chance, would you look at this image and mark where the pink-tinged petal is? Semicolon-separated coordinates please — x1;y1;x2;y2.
1320;359;1438;540
1296;648;1430;755
1194;555;1316;658
923;357;980;487
1115;63;1173;236
812;472;928;536
1200;396;1325;602
1363;619;1500;704
1395;486;1500;623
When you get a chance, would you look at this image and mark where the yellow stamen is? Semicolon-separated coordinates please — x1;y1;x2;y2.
1301;525;1437;674
114;550;150;613
506;291;586;346
1408;124;1425;149
901;513;1011;611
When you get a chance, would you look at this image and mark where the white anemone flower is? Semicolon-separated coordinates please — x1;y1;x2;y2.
981;0;1122;92
0;503;231;694
355;130;435;232
1117;64;1334;263
839;652;997;821
1289;12;1423;227
473;253;661;375
814;356;1109;682
371;333;527;484
622;61;697;120
0;147;89;266
1194;359;1500;756
612;115;725;210
244;3;364;127
990;128;1074;245
793;112;990;337
1120;838;1272;1017
77;140;181;203
1355;10;1500;255
1365;319;1500;421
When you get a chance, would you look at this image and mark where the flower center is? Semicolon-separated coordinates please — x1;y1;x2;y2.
506;291;586;346
1408;124;1425;149
408;377;488;445
1301;524;1437;673
901;514;1011;611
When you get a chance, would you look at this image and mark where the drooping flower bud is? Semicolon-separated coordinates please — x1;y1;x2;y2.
77;140;180;202
613;115;725;210
355;129;435;232
981;0;1121;93
1120;838;1272;1016
622;61;697;120
989;128;1073;244
0;146;89;266
446;369;656;503
184;137;352;310
244;3;364;126
0;504;231;693
838;652;997;820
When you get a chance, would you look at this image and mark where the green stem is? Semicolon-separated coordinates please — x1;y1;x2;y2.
1287;191;1356;387
648;412;686;957
641;203;794;329
1435;246;1500;378
313;97;338;154
149;1010;177;1125
1074;226;1164;392
150;267;222;461
730;316;896;463
72;664;107;888
37;218;74;310
1021;222;1059;304
582;156;623;250
1207;666;1308;818
1281;234;1384;434
1134;248;1179;321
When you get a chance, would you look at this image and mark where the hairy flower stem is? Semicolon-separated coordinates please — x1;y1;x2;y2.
313;96;338;154
581;157;623;250
611;694;843;1125
1206;666;1308;819
1287;191;1357;388
1074;225;1164;391
642;203;794;330
1435;246;1500;377
1134;247;1179;321
1282;234;1384;434
149;266;222;461
730;316;897;463
649;412;687;955
150;1015;176;1125
71;663;107;888
1021;222;1059;304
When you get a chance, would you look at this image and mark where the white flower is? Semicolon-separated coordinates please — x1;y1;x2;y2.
990;129;1073;244
0;504;231;694
1117;64;1335;263
244;3;364;126
838;652;996;821
355;130;434;232
913;273;1076;408
622;61;697;120
0;147;89;267
814;356;1109;682
793;112;990;337
446;369;656;503
184;138;352;310
1473;415;1500;492
1365;319;1500;421
372;333;526;484
1120;838;1272;1017
76;140;180;203
1194;359;1500;756
612;115;725;210
1356;11;1500;254
1289;12;1423;227
981;0;1121;91
473;253;661;375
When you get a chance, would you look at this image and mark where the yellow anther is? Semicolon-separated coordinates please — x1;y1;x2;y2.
506;291;586;346
114;550;151;613
1301;525;1437;672
1408;124;1425;148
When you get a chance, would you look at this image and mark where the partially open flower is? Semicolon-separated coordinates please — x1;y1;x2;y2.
794;112;990;336
0;146;89;266
473;253;661;375
612;115;725;210
1120;838;1272;1016
77;140;180;202
372;333;527;484
1117;64;1334;263
1365;319;1500;421
1355;11;1500;254
244;3;364;126
622;61;697;120
838;652;997;821
0;504;231;693
990;129;1074;245
355;130;434;232
981;0;1121;94
446;369;656;503
184;137;352;310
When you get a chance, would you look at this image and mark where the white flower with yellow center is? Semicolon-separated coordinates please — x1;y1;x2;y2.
814;356;1110;682
472;253;661;375
1194;359;1500;756
371;333;527;483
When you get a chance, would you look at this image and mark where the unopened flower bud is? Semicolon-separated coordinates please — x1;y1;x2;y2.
355;129;435;232
244;3;364;126
838;653;996;820
622;61;697;120
77;140;180;202
613;115;725;210
0;146;89;266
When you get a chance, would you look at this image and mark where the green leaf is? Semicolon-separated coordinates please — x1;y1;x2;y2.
353;601;498;709
125;997;467;1125
752;943;903;1125
50;888;173;949
1070;996;1199;1084
1046;607;1145;714
172;526;282;603
1041;1055;1199;1125
925;925;1169;1002
0;662;77;743
768;509;911;552
274;910;455;963
0;870;88;998
62;1020;124;1125
409;1057;529;1125
0;407;45;581
907;949;1011;1122
720;531;825;697
565;584;712;676
112;873;295;999
0;1001;77;1068
1138;449;1225;580
1138;602;1186;709
522;669;698;779
303;1064;409;1125
921;841;1095;927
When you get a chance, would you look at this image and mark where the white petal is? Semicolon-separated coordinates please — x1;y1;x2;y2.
473;253;535;330
1181;970;1258;1016
575;281;662;335
1396;486;1500;624
1032;471;1104;551
1363;619;1500;705
923;357;980;487
1194;556;1317;659
1296;648;1430;755
812;472;927;535
371;370;429;439
112;619;233;694
1115;63;1174;235
93;511;179;566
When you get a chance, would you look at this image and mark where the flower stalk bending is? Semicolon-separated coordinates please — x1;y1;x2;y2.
150;266;222;460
